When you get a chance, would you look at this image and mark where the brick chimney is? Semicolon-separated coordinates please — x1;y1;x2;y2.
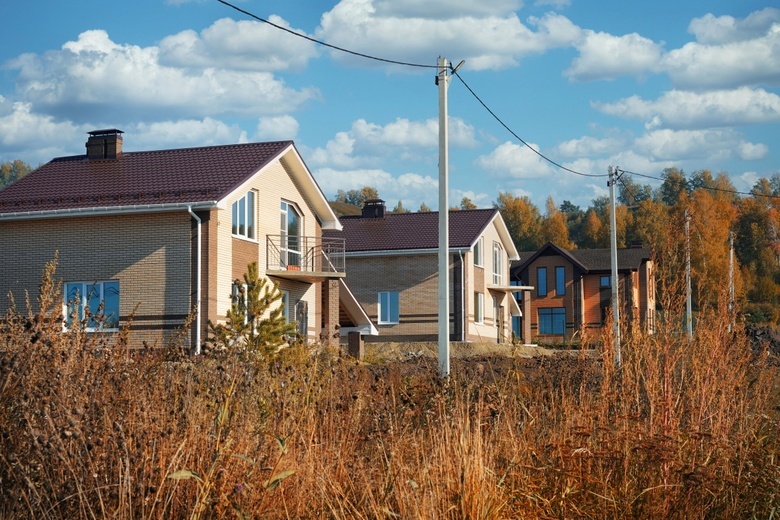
361;199;386;218
86;129;124;160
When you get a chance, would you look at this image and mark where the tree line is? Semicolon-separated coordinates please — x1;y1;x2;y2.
332;168;780;325
0;160;33;189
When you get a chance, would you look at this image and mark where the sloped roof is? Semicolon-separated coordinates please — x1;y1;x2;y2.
513;242;651;273
0;141;295;214
332;208;505;253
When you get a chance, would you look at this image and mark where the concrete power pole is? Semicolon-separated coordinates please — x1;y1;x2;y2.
729;231;734;333
608;166;621;367
685;209;693;340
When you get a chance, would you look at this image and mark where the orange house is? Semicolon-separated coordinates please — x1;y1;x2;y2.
511;242;655;343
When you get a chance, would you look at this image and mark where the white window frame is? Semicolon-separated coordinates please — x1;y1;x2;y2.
63;280;120;331
280;200;303;268
474;236;484;267
492;242;503;285
378;291;400;324
232;190;257;240
474;292;484;324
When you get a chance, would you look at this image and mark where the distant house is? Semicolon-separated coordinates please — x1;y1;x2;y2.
0;129;375;350
511;242;655;342
326;200;534;344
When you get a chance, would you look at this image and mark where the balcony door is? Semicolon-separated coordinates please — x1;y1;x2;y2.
281;201;302;268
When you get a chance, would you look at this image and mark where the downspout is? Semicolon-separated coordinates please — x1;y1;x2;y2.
188;206;202;355
459;251;465;341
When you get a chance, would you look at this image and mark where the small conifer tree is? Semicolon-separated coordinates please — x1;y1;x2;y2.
207;262;297;357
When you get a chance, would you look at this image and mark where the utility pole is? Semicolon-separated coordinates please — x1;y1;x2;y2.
437;56;451;378
728;231;734;333
685;209;693;340
608;166;621;367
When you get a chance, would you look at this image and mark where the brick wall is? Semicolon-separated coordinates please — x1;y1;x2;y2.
0;212;193;348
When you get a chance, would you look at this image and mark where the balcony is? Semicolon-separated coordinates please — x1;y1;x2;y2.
266;235;346;282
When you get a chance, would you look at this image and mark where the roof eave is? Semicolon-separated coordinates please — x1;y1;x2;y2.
0;201;219;221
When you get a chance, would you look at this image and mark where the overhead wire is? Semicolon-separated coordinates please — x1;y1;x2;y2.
218;0;775;197
216;0;437;70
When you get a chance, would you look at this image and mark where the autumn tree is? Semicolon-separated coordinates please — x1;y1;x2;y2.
617;173;652;206
390;200;411;214
540;196;574;249
655;167;690;206
418;202;431;212
494;191;542;251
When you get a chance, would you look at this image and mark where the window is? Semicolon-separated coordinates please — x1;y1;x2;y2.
493;242;503;285
281;290;290;324
231;281;249;324
280;201;302;267
474;292;484;323
232;190;256;239
600;275;611;288
537;267;547;296
473;237;483;267
378;291;399;324
555;266;566;296
64;281;120;330
538;308;565;335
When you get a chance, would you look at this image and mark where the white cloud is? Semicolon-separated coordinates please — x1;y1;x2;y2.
313;166;439;209
565;30;663;81
373;0;521;19
634;128;738;162
307;116;476;168
132;118;248;149
475;141;555;179
593;88;780;129
662;23;780;89
7;30;319;123
253;115;300;141
556;135;623;157
688;8;780;45
0;101;84;163
316;0;578;71
738;141;768;161
159;17;319;72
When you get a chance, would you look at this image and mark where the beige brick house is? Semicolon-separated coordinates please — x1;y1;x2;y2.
327;200;534;344
512;242;655;343
0;129;374;351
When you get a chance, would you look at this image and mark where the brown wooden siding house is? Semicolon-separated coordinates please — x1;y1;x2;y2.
0;129;374;351
326;200;534;345
511;242;655;343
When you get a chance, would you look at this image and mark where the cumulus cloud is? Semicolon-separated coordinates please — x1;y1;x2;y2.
556;135;624;157
316;0;578;70
159;17;318;72
688;8;780;45
738;141;769;161
593;88;780;129
313;166;439;209
662;23;780;89
634;129;740;162
253;115;300;141
7;30;319;123
307;117;476;167
132;118;248;150
475;141;556;179
565;30;663;81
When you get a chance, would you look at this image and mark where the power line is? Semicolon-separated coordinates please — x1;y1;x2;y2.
216;0;437;70
619;168;780;200
452;70;608;179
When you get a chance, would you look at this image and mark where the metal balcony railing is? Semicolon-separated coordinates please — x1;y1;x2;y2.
266;235;345;276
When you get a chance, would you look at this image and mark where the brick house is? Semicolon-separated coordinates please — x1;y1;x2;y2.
326;200;534;344
0;129;375;351
511;242;655;343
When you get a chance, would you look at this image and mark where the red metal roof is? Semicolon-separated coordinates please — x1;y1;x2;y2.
332;208;500;252
0;141;294;214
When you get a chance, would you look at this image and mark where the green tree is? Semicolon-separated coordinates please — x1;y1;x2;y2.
655;167;689;206
460;197;477;210
391;200;410;214
334;186;380;206
494;192;542;251
207;262;296;358
0;160;33;189
617;174;652;206
418;202;431;212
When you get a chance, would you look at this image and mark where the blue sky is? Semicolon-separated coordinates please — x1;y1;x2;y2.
1;0;778;211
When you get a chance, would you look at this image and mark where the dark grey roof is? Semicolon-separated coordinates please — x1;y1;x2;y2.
513;242;651;273
329;208;499;252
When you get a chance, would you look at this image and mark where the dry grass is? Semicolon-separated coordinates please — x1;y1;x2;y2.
2;261;780;518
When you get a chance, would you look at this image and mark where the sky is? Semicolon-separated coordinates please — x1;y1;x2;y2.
1;0;779;211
